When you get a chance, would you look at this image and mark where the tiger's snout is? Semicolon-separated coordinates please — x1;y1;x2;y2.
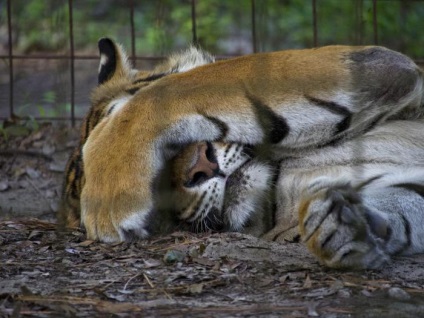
184;142;222;188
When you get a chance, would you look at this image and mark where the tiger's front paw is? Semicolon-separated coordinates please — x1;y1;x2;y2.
299;184;390;269
81;191;152;243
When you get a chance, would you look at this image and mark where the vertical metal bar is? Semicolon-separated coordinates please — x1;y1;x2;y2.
251;0;257;53
191;0;198;46
7;0;14;118
355;0;363;45
359;0;363;45
312;0;318;47
129;0;136;66
372;0;378;45
68;0;75;127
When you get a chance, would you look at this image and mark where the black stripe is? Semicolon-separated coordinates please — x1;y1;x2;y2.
392;183;424;198
393;214;412;255
93;109;103;128
355;174;385;191
133;73;166;84
107;104;117;115
304;198;336;230
303;195;344;243
126;87;140;95
362;112;388;135
66;153;82;200
245;92;289;144
321;231;336;249
204;115;229;140
271;226;298;242
306;95;352;135
84;109;94;140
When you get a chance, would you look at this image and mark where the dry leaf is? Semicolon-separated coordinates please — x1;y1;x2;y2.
96;302;140;313
303;274;312;288
258;278;274;288
192;257;215;267
279;275;289;283
78;240;95;247
39;245;50;253
28;230;41;240
143;259;162;268
188;283;204;294
305;287;336;298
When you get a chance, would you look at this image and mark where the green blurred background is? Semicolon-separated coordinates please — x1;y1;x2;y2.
0;0;423;121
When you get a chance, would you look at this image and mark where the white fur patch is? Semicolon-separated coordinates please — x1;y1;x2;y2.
98;53;108;73
106;95;132;116
217;114;264;144
225;162;272;231
276;92;353;148
118;208;152;240
168;46;215;73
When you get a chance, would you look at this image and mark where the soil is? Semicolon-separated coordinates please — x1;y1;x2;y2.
1;123;424;318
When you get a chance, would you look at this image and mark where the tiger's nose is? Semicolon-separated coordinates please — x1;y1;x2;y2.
184;142;220;188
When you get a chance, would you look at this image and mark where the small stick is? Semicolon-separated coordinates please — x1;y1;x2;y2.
143;272;155;288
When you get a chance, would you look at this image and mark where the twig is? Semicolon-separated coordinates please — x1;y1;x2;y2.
123;274;141;291
0;149;52;161
143;272;155;288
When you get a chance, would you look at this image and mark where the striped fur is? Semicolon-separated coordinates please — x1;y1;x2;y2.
63;38;424;269
59;39;215;229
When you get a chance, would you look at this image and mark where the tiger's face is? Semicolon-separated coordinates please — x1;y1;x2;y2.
162;142;275;237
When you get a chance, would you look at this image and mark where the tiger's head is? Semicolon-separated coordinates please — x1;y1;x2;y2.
64;38;275;239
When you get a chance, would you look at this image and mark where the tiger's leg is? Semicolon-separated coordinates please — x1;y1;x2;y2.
263;117;424;268
298;168;424;269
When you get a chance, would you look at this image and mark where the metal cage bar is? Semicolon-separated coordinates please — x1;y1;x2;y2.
2;0;423;123
191;0;198;46
373;0;378;45
130;0;136;64
68;0;76;127
312;0;318;47
251;0;257;53
6;0;14;119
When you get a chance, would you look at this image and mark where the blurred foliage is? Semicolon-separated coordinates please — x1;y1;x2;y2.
0;0;423;121
0;0;423;57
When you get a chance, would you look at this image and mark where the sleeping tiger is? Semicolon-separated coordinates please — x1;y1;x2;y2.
61;38;424;269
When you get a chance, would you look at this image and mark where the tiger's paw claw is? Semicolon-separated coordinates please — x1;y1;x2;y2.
300;184;390;269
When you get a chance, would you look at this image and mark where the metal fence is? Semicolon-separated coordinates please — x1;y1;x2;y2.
1;0;423;126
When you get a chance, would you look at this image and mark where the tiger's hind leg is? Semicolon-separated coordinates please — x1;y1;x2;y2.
299;168;424;269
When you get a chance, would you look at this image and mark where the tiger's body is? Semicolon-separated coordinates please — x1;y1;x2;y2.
61;38;424;269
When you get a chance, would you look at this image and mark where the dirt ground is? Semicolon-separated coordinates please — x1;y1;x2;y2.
1;123;424;318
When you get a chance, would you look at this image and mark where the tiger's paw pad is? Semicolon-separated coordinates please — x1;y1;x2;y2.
300;184;390;269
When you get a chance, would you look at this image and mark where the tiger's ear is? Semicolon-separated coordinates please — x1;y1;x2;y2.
97;38;132;85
